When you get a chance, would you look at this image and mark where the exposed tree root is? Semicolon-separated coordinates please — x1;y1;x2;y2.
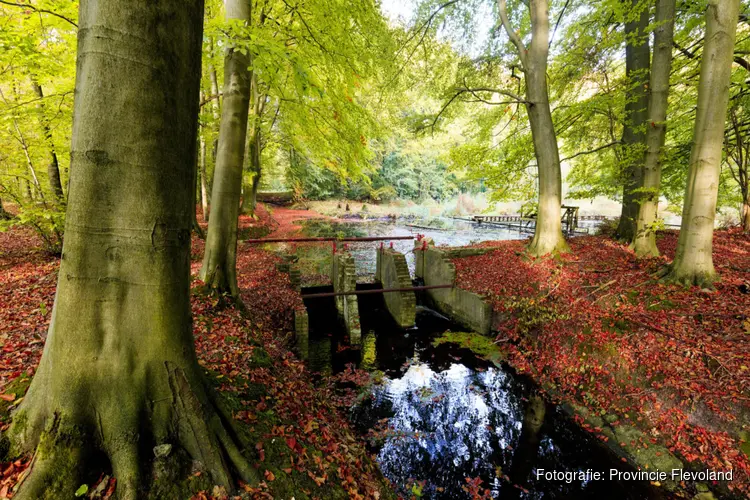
526;233;569;258
657;264;717;289
7;363;258;499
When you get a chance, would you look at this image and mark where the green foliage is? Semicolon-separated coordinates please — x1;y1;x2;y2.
0;204;64;254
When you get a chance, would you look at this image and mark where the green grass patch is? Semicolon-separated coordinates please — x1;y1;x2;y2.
432;332;505;366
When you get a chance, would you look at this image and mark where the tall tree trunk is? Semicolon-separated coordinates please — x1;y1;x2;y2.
667;0;740;286
616;0;650;241
742;200;750;231
244;80;263;218
631;0;676;257
7;1;258;498
1;87;46;205
0;196;9;220
192;139;205;238
31;79;65;202
246;127;262;217
200;0;253;297
200;131;210;220
499;0;568;256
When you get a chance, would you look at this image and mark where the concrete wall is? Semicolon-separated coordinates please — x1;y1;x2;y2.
415;240;494;335
331;250;361;345
375;247;416;328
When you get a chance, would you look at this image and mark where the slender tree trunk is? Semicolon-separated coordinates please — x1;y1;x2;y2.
200;132;210;221
742;200;750;231
245;127;262;217
7;1;258;498
200;0;253;297
0;196;9;219
192;139;205;238
616;0;650;241
209;38;221;162
667;0;740;286
499;0;568;256
31;80;65;202
631;0;676;257
244;81;263;218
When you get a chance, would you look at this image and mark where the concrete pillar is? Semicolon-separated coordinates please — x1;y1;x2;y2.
331;250;361;345
415;240;494;335
375;246;416;328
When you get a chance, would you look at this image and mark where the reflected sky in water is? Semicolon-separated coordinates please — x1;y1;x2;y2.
305;287;658;499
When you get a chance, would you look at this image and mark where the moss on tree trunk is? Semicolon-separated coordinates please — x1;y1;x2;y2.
666;0;740;286
200;0;253;297
631;0;676;258
616;0;650;242
498;0;568;256
7;1;258;498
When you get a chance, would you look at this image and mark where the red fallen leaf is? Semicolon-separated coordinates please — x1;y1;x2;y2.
0;394;15;402
286;437;297;451
0;485;8;498
264;470;275;481
304;419;315;434
103;478;117;500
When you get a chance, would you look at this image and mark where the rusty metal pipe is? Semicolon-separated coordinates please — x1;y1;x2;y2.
301;284;453;299
243;236;415;244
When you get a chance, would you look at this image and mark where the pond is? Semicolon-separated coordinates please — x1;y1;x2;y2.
302;290;662;499
296;217;572;281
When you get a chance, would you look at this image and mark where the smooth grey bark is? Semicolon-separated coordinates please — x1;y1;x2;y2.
668;0;740;286
244;78;264;217
200;130;210;221
498;0;568;256
726;107;750;232
200;0;253;297
631;0;676;257
7;1;258;498
616;0;650;241
0;87;46;204
30;80;65;202
192;139;205;238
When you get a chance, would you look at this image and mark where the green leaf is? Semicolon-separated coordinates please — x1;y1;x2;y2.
75;484;88;497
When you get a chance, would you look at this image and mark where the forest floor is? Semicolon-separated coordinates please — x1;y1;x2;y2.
1;206;748;498
0;204;392;499
451;230;750;496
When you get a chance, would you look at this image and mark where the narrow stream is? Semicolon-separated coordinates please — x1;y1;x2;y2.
302;289;662;499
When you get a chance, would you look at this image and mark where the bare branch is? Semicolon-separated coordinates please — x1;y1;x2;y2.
561;141;621;163
497;0;527;68
0;0;77;27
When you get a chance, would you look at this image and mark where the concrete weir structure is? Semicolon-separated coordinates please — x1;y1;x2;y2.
415;239;496;335
331;249;362;344
375;246;416;328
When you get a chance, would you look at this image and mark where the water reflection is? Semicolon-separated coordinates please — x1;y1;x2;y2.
304;295;659;499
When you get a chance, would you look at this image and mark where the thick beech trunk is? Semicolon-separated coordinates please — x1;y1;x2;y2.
743;201;750;232
200;0;253;297
631;0;676;257
7;1;258;498
668;0;740;286
616;0;650;241
31;80;64;202
499;0;567;256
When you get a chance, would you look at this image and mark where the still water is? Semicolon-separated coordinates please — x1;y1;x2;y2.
302;290;660;499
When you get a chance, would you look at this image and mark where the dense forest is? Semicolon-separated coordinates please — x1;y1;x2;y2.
0;0;749;498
